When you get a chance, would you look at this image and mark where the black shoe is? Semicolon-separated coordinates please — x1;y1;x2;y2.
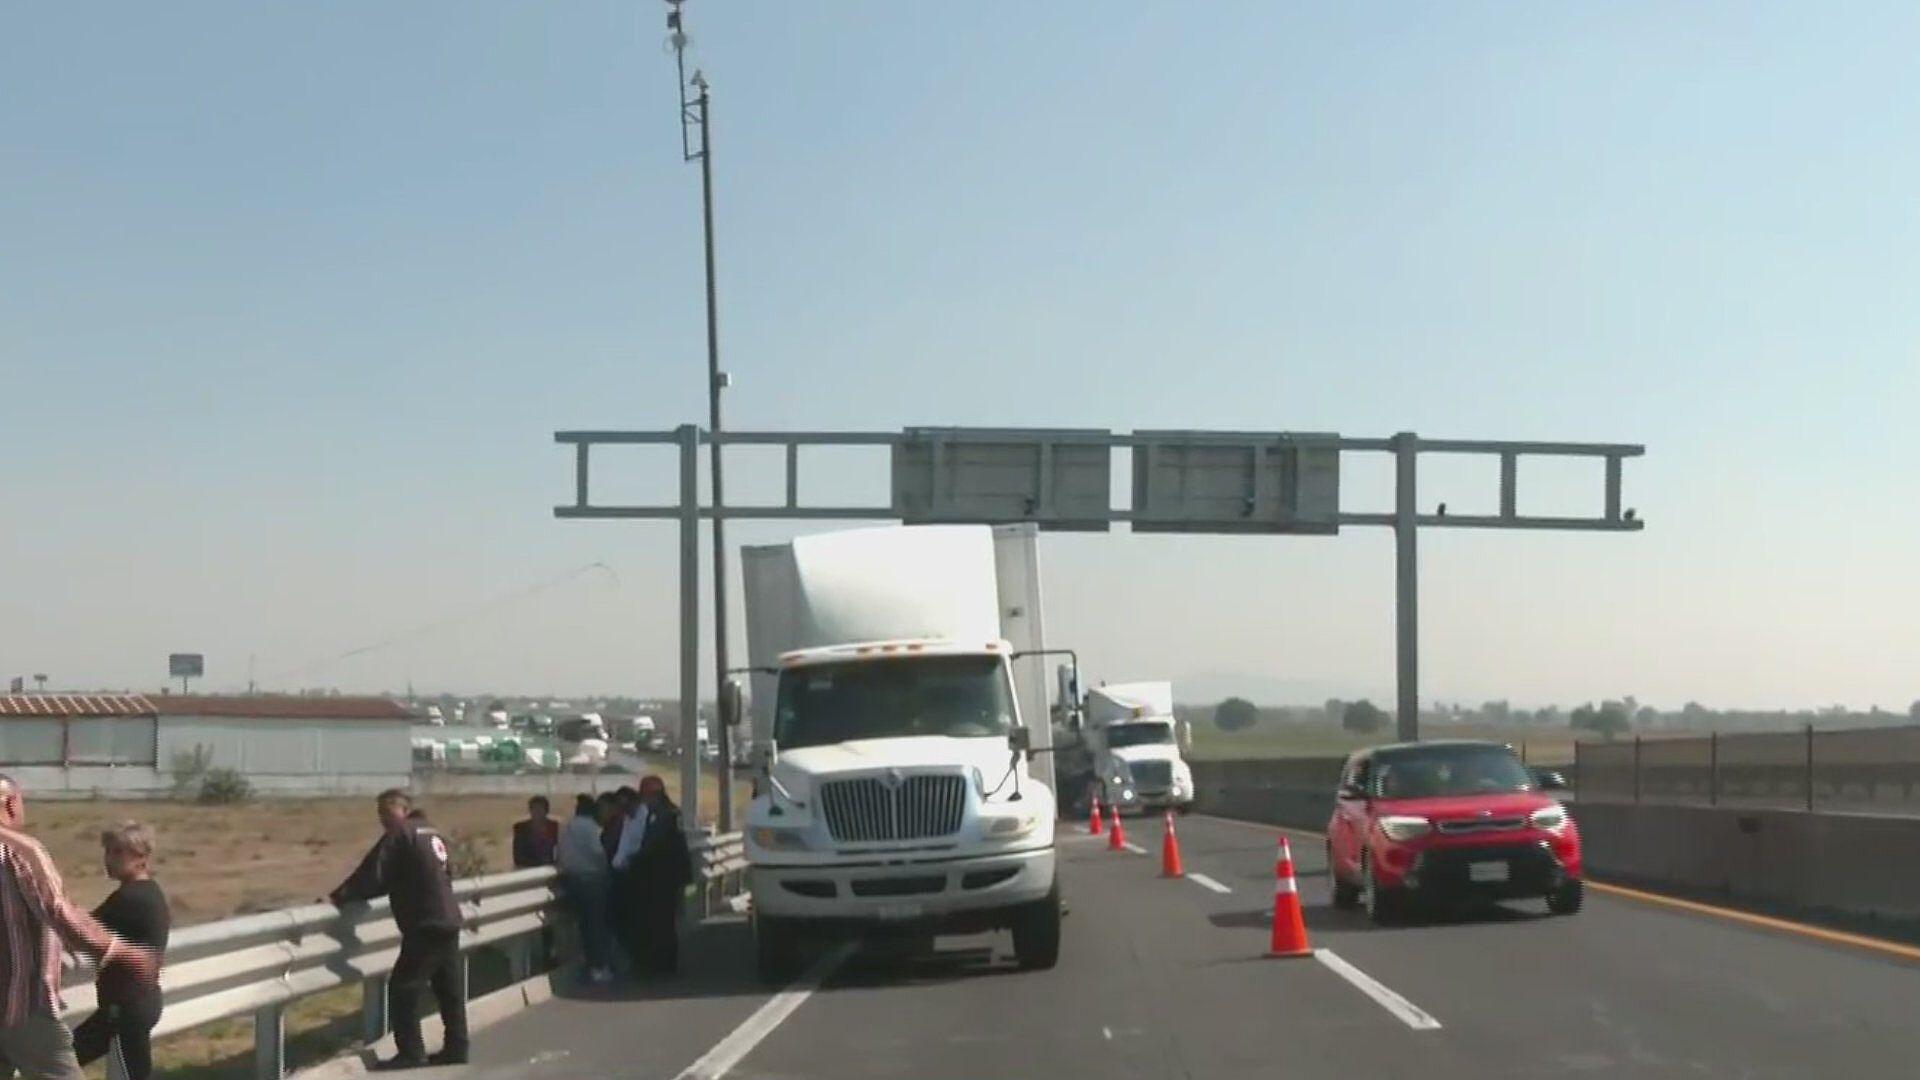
371;1054;429;1071
428;1048;469;1066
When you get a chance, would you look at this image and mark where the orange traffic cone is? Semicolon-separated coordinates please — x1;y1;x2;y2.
1268;836;1313;958
1089;796;1105;836
1107;804;1127;851
1160;810;1185;878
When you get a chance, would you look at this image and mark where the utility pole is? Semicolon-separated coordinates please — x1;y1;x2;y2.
667;0;732;829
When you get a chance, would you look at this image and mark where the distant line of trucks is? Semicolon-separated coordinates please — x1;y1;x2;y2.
722;522;1196;981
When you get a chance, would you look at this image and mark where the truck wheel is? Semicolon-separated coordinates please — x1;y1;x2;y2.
1329;842;1361;910
754;915;801;985
1547;880;1584;916
1011;886;1063;971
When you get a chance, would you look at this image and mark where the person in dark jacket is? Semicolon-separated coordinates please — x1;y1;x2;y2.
623;775;693;975
329;790;466;1071
511;796;559;869
72;822;170;1080
602;787;638;962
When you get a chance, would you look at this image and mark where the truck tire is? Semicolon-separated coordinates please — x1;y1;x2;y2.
754;915;801;985
1010;886;1063;971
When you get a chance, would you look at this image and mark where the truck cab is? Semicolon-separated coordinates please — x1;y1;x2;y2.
743;639;1060;980
1084;682;1195;815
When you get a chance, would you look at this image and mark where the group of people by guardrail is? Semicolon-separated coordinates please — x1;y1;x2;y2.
0;771;168;1080
511;776;694;986
0;770;697;1078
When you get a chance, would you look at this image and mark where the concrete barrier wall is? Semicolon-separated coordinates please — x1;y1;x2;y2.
1194;756;1920;922
1570;801;1920;921
1191;758;1343;832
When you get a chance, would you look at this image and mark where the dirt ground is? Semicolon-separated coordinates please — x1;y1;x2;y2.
29;794;532;923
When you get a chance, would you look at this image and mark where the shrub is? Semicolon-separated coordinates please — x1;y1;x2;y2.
197;768;253;805
169;745;214;800
445;833;490;880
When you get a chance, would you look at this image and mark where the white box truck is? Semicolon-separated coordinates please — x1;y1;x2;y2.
1084;682;1195;815
731;524;1065;981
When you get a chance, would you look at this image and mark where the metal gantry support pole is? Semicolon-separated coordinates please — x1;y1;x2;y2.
678;425;703;824
1393;432;1420;742
697;85;734;831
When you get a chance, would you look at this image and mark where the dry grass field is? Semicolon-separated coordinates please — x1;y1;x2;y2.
20;769;743;1079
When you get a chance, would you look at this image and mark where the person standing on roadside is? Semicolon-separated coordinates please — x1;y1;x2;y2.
511;796;559;870
629;772;691;976
0;774;157;1080
602;787;639;963
329;790;466;1072
555;794;613;984
72;822;170;1080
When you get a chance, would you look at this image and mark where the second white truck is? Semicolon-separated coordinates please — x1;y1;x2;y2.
1085;681;1195;815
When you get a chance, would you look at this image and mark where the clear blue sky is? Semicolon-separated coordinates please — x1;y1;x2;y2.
4;2;1915;709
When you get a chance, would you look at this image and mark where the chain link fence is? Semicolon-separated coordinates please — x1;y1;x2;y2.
1574;725;1920;815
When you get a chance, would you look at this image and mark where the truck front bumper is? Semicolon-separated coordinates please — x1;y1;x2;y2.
750;844;1056;929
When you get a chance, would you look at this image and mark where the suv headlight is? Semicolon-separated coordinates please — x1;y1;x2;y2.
1529;805;1569;834
1377;815;1433;842
750;825;812;851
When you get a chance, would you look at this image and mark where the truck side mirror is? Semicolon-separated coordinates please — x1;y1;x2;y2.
1007;726;1032;757
720;678;746;729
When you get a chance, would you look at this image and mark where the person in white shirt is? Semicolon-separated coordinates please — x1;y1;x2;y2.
555;795;613;984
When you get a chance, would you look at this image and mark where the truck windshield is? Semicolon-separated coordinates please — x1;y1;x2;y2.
1373;747;1535;799
1105;722;1175;748
774;656;1017;749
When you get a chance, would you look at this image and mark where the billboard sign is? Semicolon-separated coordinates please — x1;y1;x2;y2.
168;653;204;679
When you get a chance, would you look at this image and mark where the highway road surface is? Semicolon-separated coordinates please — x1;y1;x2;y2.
447;815;1920;1079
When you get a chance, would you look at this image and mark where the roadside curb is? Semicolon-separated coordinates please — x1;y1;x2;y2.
290;970;560;1078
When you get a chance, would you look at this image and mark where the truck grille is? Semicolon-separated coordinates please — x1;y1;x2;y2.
1437;816;1526;835
1130;761;1173;791
819;774;967;843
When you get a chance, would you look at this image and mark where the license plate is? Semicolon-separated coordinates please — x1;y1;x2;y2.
1468;861;1509;883
874;903;925;921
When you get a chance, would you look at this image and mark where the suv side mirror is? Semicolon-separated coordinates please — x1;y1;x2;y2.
1534;769;1568;791
1338;782;1367;801
719;678;746;729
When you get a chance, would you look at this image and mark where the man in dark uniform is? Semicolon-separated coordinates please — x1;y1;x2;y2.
329;790;467;1071
626;776;693;975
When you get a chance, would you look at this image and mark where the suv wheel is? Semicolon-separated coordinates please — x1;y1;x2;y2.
1547;880;1584;916
1362;850;1400;925
1329;842;1361;910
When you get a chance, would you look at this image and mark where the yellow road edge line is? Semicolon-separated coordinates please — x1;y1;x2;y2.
1586;882;1920;964
1192;813;1920;964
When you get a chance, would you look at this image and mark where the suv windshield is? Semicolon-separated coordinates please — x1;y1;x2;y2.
1372;747;1535;799
1105;722;1175;749
774;656;1016;750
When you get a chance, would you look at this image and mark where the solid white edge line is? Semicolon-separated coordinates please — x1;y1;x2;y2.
673;942;857;1080
1120;841;1148;855
1186;872;1232;894
1314;949;1442;1031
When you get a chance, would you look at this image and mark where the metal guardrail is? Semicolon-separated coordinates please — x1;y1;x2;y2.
59;832;747;1079
1574;726;1920;816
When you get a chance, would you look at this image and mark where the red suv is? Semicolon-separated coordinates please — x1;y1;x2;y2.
1326;740;1582;923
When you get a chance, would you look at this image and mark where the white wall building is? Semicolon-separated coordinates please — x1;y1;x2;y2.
0;693;414;798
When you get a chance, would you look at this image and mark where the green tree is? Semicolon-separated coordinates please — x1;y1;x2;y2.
1341;699;1387;735
1570;701;1631;741
1213;697;1259;732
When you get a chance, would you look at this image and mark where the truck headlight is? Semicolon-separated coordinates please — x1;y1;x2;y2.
750;826;812;851
984;812;1040;839
1529;805;1569;834
1377;815;1432;842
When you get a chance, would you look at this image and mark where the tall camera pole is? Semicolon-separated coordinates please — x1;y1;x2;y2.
668;0;731;828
